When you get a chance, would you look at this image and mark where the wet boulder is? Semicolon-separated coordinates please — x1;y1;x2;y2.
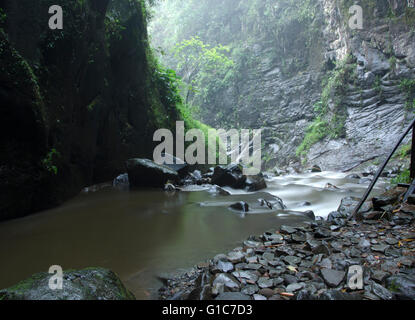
310;165;322;173
337;197;372;217
345;173;361;180
302;210;315;220
0;268;135;300
327;211;347;221
126;159;178;188
245;174;267;191
212;274;240;293
159;153;189;178
189;170;203;184
230;201;249;212
372;188;404;210
211;165;246;189
113;173;129;190
208;185;231;196
259;194;285;210
164;183;176;192
258;198;273;209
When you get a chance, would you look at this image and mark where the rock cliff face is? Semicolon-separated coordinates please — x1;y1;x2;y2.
225;0;414;171
308;0;415;170
0;0;180;221
150;0;415;171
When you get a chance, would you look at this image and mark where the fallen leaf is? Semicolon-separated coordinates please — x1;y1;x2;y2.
280;292;294;297
287;266;298;273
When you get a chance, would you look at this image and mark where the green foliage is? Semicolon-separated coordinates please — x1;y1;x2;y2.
296;55;355;158
154;66;182;106
42;148;60;175
400;78;415;111
148;54;213;144
390;169;411;185
394;143;412;160
296;118;329;158
0;7;6;29
104;16;126;41
400;78;415;98
171;36;234;106
374;76;383;96
404;6;415;26
149;0;323;124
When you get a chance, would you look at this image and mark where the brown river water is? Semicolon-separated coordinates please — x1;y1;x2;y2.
0;172;386;299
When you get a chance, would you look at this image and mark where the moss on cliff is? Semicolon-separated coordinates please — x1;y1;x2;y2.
0;0;196;221
296;55;356;159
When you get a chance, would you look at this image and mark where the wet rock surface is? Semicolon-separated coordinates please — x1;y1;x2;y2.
211;165;267;191
0;268;135;300
159;187;415;300
126;159;179;188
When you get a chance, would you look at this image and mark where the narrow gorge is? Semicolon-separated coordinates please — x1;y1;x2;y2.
0;0;414;303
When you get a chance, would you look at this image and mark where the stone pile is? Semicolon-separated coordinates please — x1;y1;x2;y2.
159;187;415;300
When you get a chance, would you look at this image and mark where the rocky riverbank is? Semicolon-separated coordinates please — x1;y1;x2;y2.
159;186;415;300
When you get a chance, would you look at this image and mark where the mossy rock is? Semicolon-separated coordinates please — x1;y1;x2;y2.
0;268;135;300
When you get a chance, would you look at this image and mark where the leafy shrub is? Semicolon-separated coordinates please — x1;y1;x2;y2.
390;169;411;185
296;118;329;157
42;148;60;175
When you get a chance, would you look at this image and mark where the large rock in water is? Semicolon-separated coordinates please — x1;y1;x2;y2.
0;268;135;300
211;164;267;191
211;164;246;188
245;174;267;191
159;153;189;178
113;173;129;190
126;159;178;188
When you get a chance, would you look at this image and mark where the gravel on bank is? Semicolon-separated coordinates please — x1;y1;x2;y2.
159;186;415;300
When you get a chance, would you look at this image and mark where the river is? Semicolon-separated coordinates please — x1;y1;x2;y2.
0;171;386;299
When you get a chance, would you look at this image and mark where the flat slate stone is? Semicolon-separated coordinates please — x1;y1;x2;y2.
241;284;258;295
385;238;398;245
258;277;274;289
280;225;297;234
215;260;234;273
371;244;389;253
232;270;259;283
321;268;346;287
227;251;244;263
286;283;304;292
283;255;301;266
371;282;393;300
213;274;240;291
215;292;251;300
